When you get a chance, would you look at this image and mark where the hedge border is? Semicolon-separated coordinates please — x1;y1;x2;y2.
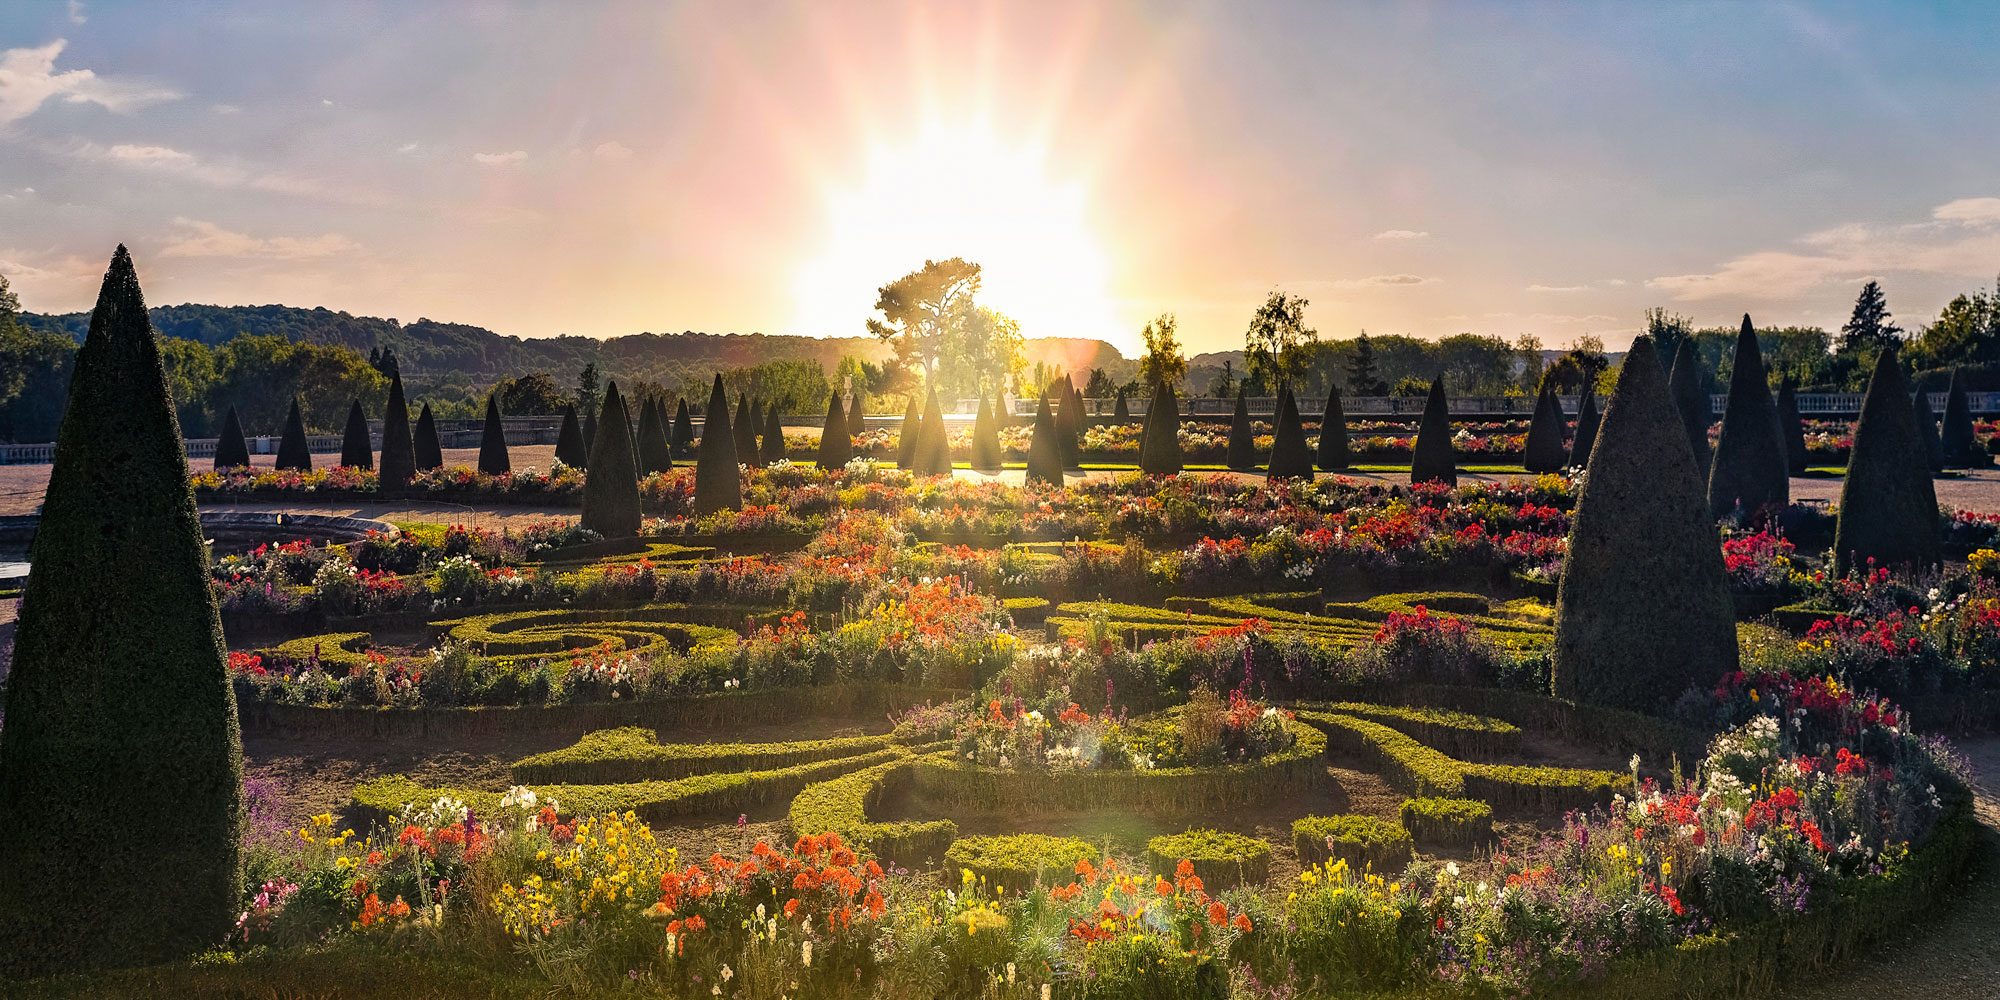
946;834;1100;896
1299;711;1632;814
1146;829;1273;890
1398;796;1495;848
511;727;893;785
1291;814;1414;872
787;751;959;860
1300;701;1523;760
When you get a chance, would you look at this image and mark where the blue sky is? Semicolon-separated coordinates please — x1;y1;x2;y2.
2;1;1997;353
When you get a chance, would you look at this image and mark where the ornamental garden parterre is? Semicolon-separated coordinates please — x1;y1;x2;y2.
0;251;1990;999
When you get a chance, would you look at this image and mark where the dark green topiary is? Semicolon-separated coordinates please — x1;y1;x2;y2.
1409;380;1457;486
817;393;851;469
1833;348;1939;575
914;385;951;476
763;404;786;466
1554;335;1736;714
213;404;250;468
1113;388;1130;422
582;402;598;454
275;397;312;471
0;246;242;974
1056;378;1083;468
413;402;443;470
1668;338;1711;474
1943;367;1978;467
636;396;673;475
1316;384;1350;471
1025;394;1063;486
1707;315;1788;520
580;381;642;537
1225;387;1256;471
476;394;510;475
897;392;922;469
734;394;761;469
1570;389;1600;468
671;398;695;459
555;404;588;469
1139;381;1183;475
1267;387;1314;480
340;398;373;469
1776;376;1808;476
695;376;742;516
378;371;416;490
1913;387;1944;474
971;394;1001;472
1522;382;1567;473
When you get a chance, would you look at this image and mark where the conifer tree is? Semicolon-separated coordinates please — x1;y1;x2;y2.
1522;382;1567;473
413;402;443;470
763;404;785;466
971;394;1001;471
378;370;416;490
340;399;373;469
671;398;695;459
1943;366;1979;467
555;404;588;469
817;393;851;470
276;397;313;471
213;404;250;468
1776;376;1808;476
1316;384;1350;472
1707;315;1788;520
696;376;743;515
0;246;242;973
1913;385;1945;474
580;382;642;537
1409;380;1457;486
897;393;923;468
1834;347;1939;575
1669;338;1712;473
1226;387;1257;471
636;397;673;475
1554;335;1736;714
477;394;510;475
1025;394;1064;486
1266;386;1314;481
1139;381;1184;475
735;394;762;469
1570;389;1601;467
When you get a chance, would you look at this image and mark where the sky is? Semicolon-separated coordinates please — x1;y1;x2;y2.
2;1;1998;356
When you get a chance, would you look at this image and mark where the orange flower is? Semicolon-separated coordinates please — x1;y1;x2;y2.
1207;901;1228;926
1155;877;1175;897
1234;913;1252;933
1176;859;1195;880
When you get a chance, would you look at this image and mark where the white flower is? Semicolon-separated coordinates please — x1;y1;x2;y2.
721;965;733;982
1445;861;1460;878
802;940;813;967
1006;962;1016;984
756;904;765;921
1043;986;1052;1000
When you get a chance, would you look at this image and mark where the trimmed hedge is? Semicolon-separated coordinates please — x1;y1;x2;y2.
276;396;312;471
946;834;1099;895
554;404;588;469
1225;388;1257;471
413;402;443;471
579;382;641;537
970;394;1000;472
1299;711;1631;814
1292;815;1412;872
1266;386;1314;480
735;394;761;469
818;393;852;470
476;395;510;475
1776;376;1807;476
1147;829;1272;890
1462;762;1626;814
1409;379;1456;486
636;397;673;475
379;372;416;491
1025;394;1063;486
788;752;959;860
1139;382;1183;475
1943;366;1978;466
1300;701;1522;760
214;404;250;468
1668;337;1712;473
1571;389;1600;467
1301;712;1465;797
1398;796;1494;847
1834;346;1940;575
1913;387;1945;473
1317;384;1350;471
1523;382;1566;473
435;606;737;660
340;398;373;469
694;376;741;516
511;727;893;784
762;405;785;467
1707;314;1788;519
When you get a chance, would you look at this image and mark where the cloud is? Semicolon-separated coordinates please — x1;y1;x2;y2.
67;1;86;25
52;139;387;206
1373;229;1428;240
0;40;180;126
105;142;192;164
1333;273;1439;289
474;150;527;165
397;142;419;153
1649;197;2000;301
592;140;633;162
158;218;358;260
1601;278;1627;287
1525;284;1587;293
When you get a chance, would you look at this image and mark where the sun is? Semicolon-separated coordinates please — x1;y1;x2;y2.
790;120;1123;347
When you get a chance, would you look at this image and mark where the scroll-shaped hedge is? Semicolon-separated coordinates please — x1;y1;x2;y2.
438;606;737;660
511;727;893;785
1299;701;1522;760
787;752;959;859
1299;711;1631;814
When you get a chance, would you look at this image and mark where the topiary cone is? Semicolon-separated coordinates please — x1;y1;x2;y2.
670;398;694;459
1113;389;1130;422
1225;387;1256;471
1570;389;1601;468
1554;334;1736;714
1409;380;1457;486
1522;382;1567;473
1056;377;1083;468
413;402;443;470
897;392;922;469
636;396;673;475
1943;367;1980;467
213;404;250;469
1267;386;1314;481
476;394;510;475
555;404;588;469
0;246;243;974
340;398;373;469
275;397;312;471
1669;338;1712;474
378;370;416;490
580;381;641;537
1707;315;1788;520
695;376;742;515
1139;381;1184;475
1913;387;1945;474
971;394;1000;472
582;402;598;453
817;392;851;470
1316;384;1350;472
915;384;951;475
1834;347;1940;575
734;394;761;469
1776;376;1808;476
1025;394;1063;486
763;404;786;465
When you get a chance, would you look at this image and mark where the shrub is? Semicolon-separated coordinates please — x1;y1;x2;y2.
276;396;312;471
554;403;588;469
763;404;785;466
1777;375;1808;475
1113;388;1130;421
670;397;695;458
1944;366;1978;466
1057;378;1083;467
580;381;642;537
339;398;373;469
897;392;922;468
635;396;673;475
412;401;443;470
817;392;852;470
476;394;510;475
1398;797;1494;847
1913;383;1944;473
1292;815;1412;871
1708;315;1789;520
694;376;742;516
916;385;951;475
945;834;1099;895
734;393;761;469
0;246;243;974
971;393;1001;471
1267;386;1314;480
1554;335;1737;714
1409;380;1456;486
378;371;415;491
214;404;250;468
1316;384;1351;471
1139;381;1183;475
1026;394;1063;486
1147;829;1272;890
1669;337;1712;473
512;727;893;784
1523;382;1567;473
1571;388;1600;467
789;756;959;859
1835;346;1941;575
1226;387;1257;471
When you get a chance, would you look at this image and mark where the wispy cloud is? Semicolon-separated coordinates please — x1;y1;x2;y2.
1373;229;1428;240
53;139;384;206
1934;197;2000;226
474;150;527;166
1648;197;2000;301
0;40;180;127
67;1;87;26
592;140;632;162
159;218;358;260
1525;284;1587;293
1333;273;1439;290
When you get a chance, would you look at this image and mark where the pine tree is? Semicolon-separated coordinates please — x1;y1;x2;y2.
0;246;242;973
817;393;851;470
1834;348;1939;575
477;394;510;475
1943;367;1979;467
1840;279;1902;351
1409;380;1457;486
1266;386;1314;481
971;394;1001;471
696;376;743;515
413;402;443;470
1553;335;1737;714
1707;315;1788;520
1025;394;1064;486
1316;384;1350;471
1913;386;1945;474
1226;387;1257;471
1570;389;1601;467
1522;382;1567;473
276;397;312;471
580;382;642;537
1347;335;1386;395
636;397;673;475
1668;338;1712;473
555;404;588;469
1139;381;1184;475
897;393;922;469
763;404;786;466
340;399;373;469
213;405;250;469
671;399;695;459
735;394;762;469
1776;376;1808;476
378;370;416;490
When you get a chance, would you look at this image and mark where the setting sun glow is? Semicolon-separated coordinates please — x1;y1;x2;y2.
790;121;1123;346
